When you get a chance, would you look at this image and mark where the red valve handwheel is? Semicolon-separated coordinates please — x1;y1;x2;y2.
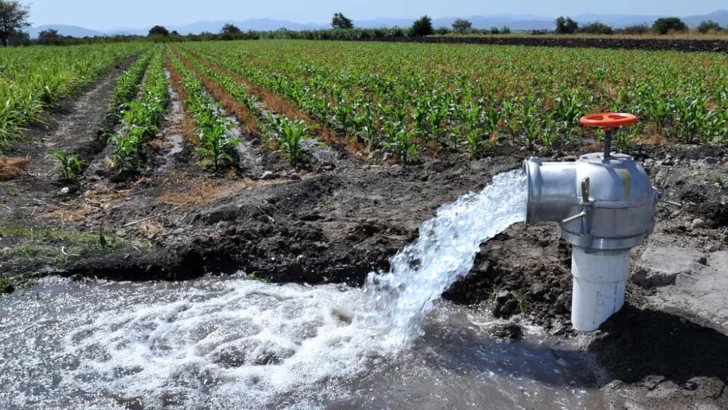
580;113;638;130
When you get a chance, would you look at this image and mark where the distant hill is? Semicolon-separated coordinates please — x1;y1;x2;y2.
28;25;103;38
681;10;728;27
29;10;728;38
168;19;326;34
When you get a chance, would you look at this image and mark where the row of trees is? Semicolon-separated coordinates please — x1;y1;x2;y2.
555;16;724;35
146;15;452;39
1;0;726;48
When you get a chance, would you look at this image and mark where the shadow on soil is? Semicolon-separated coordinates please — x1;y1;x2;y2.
589;304;728;386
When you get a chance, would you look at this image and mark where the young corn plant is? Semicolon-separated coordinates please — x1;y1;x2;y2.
464;127;486;157
49;149;84;181
197;110;239;172
110;130;142;171
552;90;583;129
385;126;418;164
279;119;308;165
262;115;310;165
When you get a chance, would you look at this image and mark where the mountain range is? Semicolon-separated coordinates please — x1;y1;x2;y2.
28;10;728;38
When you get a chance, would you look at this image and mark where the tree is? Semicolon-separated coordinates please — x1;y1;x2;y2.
579;22;613;35
0;0;30;47
38;28;62;45
7;29;28;46
411;15;434;36
331;12;353;29
697;20;722;34
621;24;649;35
148;25;169;37
652;17;687;34
452;18;472;33
555;16;579;34
221;23;242;35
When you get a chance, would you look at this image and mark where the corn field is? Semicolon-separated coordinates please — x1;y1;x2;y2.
176;40;728;160
0;43;149;147
3;40;727;166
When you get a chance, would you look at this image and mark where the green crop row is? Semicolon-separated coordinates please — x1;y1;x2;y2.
182;40;728;161
168;50;239;171
114;49;154;107
174;48;314;165
0;43;150;148
110;46;169;172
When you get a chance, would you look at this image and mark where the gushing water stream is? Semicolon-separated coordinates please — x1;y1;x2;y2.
357;170;528;347
0;171;603;409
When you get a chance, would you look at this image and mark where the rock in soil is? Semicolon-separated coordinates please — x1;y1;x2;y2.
635;247;728;336
633;247;708;288
491;290;521;318
484;321;523;341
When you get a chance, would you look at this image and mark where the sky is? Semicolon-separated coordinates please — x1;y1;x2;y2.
25;0;727;30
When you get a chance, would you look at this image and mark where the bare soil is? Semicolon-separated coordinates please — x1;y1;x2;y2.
1;65;727;410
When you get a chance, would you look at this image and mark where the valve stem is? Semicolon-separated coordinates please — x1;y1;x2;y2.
604;129;613;160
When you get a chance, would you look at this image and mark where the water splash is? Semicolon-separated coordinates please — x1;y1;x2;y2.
0;170;530;409
357;170;528;347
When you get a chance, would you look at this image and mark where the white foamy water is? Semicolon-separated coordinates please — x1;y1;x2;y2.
0;170;547;410
357;170;527;347
0;278;379;409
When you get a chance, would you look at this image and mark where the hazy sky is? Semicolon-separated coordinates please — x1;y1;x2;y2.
25;0;726;30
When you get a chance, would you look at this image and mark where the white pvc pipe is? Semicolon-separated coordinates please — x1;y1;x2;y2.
571;248;630;332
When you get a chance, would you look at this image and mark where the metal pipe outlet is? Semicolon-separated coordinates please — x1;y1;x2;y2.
523;113;659;331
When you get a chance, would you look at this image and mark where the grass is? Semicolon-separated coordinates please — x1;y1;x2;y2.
512;291;528;314
0;274;33;295
0;226;122;248
488;289;528;315
246;272;272;283
6;243;81;263
704;172;728;190
0;226;124;270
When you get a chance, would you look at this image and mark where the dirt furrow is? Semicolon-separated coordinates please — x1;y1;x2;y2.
0;63;131;225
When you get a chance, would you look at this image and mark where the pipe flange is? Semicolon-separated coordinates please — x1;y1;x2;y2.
561;231;647;251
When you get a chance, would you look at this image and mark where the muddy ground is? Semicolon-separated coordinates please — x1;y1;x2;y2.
1;65;727;410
